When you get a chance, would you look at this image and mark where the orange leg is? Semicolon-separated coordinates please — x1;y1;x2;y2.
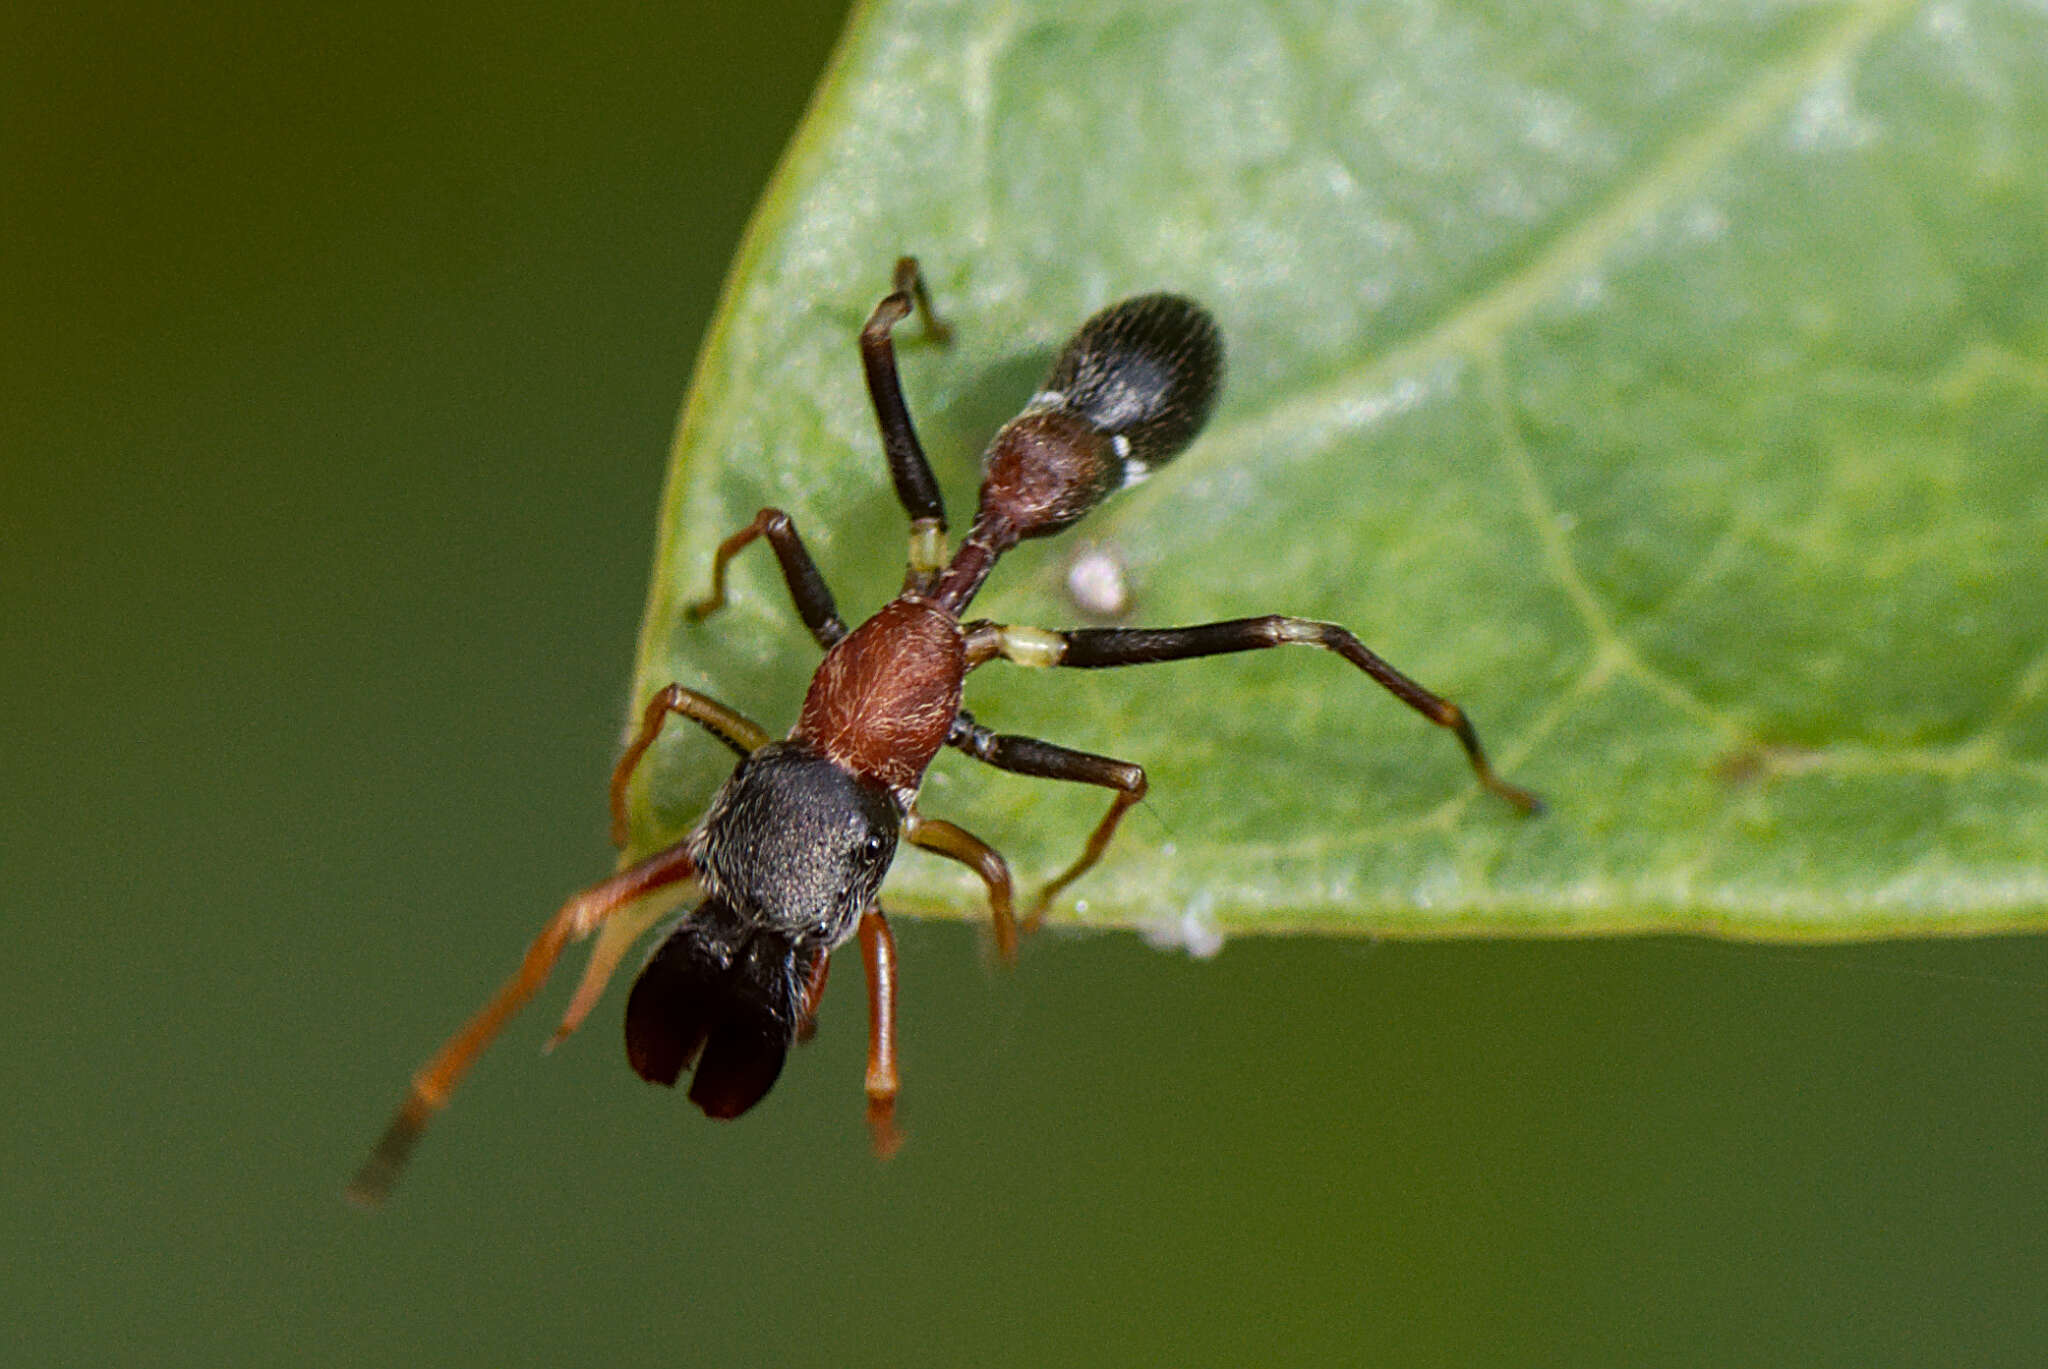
609;685;769;849
858;908;902;1159
905;811;1018;962
346;840;699;1207
795;951;832;1044
546;885;693;1051
1027;778;1148;932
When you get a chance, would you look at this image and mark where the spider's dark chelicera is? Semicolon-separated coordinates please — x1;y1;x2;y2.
348;259;1539;1204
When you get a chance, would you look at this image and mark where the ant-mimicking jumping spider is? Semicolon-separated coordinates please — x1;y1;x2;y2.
348;258;1539;1204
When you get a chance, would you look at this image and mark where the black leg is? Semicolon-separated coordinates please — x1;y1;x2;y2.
948;713;1148;927
861;257;953;578
969;615;1542;814
685;507;846;648
795;953;831;1043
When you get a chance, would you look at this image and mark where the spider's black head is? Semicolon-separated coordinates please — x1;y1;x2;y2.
692;740;901;944
622;742;901;1119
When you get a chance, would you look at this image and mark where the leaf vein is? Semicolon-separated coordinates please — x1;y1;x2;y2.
1176;0;1917;472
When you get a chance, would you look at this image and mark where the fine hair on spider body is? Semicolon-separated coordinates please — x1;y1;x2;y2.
347;258;1539;1205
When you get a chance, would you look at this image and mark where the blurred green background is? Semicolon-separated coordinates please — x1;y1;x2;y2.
6;3;2046;1366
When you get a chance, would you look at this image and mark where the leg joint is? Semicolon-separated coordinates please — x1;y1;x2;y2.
997;624;1068;668
1264;615;1330;647
906;519;948;577
862;292;913;344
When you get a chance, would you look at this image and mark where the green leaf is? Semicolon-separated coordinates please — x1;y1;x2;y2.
627;0;2048;939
